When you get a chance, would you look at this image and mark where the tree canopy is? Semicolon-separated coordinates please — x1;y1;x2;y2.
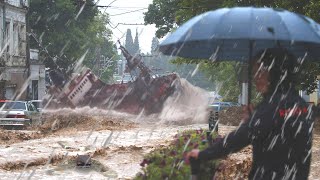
145;0;320;38
133;30;140;54
29;0;117;79
124;29;140;55
143;37;213;90
151;37;159;54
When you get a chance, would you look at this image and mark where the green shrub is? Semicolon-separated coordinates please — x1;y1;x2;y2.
134;129;219;180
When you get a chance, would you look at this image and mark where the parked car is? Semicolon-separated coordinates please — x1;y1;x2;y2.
208;101;240;112
0;100;40;127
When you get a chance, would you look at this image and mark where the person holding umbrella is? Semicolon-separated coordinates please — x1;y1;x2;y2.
157;6;320;179
185;48;315;179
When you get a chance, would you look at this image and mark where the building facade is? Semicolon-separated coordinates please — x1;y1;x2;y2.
29;49;45;100
0;0;29;100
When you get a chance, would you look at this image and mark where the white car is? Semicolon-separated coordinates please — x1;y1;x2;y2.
0;100;40;127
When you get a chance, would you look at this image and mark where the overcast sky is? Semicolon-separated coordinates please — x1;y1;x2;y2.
97;0;156;53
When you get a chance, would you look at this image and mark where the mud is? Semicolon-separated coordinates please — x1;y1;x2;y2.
0;130;43;145
315;118;320;134
218;106;243;126
0;109;136;145
215;147;252;179
37;112;136;134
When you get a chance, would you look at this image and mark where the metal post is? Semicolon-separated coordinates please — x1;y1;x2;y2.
242;82;248;105
247;41;253;105
238;63;248;105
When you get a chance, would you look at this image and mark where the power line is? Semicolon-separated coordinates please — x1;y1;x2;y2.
107;0;118;6
102;0;119;14
110;23;145;29
109;6;149;9
93;0;101;6
96;6;148;9
109;8;147;16
108;21;126;41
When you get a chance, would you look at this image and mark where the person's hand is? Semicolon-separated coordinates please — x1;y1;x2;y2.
241;104;254;123
185;149;200;165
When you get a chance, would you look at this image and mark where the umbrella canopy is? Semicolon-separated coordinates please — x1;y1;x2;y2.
159;7;320;61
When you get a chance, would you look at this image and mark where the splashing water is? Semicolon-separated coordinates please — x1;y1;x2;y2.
157;78;210;125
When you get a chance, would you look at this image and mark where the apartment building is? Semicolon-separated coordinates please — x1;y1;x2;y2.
0;0;28;99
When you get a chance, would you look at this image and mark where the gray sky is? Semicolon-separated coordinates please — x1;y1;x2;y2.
97;0;156;53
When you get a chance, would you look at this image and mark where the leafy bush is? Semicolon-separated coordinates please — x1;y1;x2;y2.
134;129;220;180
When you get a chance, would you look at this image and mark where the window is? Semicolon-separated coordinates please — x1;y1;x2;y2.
5;21;10;53
1;102;27;110
28;103;38;112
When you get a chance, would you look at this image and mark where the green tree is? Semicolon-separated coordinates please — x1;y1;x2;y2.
144;0;225;38
201;62;239;101
133;30;140;54
144;0;179;38
125;29;135;55
100;65;116;83
143;53;213;90
29;0;117;79
151;37;159;53
145;0;315;38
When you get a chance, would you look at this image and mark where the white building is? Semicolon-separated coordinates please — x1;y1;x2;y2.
0;0;29;99
29;49;45;100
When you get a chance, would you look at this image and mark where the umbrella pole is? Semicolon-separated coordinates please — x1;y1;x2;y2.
247;41;253;105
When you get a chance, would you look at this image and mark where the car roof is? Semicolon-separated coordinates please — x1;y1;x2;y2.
212;102;231;105
0;100;27;103
30;100;42;102
212;101;239;104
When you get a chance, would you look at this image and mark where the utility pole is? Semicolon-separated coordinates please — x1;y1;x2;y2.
25;1;30;100
0;2;6;99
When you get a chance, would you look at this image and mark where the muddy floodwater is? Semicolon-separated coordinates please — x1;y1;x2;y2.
0;121;207;179
0;119;319;180
0;83;319;180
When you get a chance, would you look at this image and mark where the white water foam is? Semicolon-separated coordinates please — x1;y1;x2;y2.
157;78;210;125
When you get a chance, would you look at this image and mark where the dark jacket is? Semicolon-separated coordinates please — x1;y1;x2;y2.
198;91;314;180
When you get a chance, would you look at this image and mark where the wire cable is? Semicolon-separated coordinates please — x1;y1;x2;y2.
109;8;147;16
102;0;118;14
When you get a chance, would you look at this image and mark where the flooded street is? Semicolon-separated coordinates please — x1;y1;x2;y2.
1;0;319;180
0;113;208;179
0;77;213;179
0;118;319;179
